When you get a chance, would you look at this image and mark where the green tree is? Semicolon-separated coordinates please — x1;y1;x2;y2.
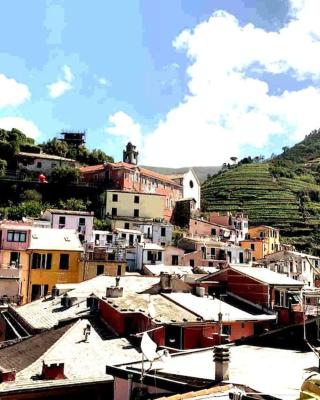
7;200;44;220
20;189;42;202
51;166;80;184
93;218;111;231
42;138;69;157
58;198;91;211
0;159;7;176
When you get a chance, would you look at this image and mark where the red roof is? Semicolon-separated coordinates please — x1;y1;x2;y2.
80;161;182;187
79;164;105;173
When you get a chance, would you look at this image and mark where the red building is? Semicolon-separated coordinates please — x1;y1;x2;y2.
196;266;304;325
79;144;182;221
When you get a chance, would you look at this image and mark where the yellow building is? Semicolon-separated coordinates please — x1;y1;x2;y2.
83;261;126;280
103;190;165;222
24;228;84;303
240;225;280;261
248;225;280;254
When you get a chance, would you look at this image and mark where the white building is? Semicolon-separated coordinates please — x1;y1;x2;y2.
168;169;201;210
134;221;173;246
262;250;320;287
42;209;94;243
16;152;76;175
91;230;113;246
114;228;142;247
136;243;164;271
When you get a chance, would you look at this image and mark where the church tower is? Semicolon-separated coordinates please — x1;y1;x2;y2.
123;142;139;165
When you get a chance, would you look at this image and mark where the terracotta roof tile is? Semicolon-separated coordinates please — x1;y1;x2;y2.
79;164;105;173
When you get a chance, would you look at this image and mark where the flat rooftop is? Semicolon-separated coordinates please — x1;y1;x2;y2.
125;345;317;400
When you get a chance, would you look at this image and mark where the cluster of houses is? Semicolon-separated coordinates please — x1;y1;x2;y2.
0;142;320;399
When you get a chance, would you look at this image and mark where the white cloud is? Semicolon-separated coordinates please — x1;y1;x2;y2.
0;74;30;108
47;65;74;98
98;77;111;86
106;111;142;147
0;117;41;139
108;0;320;167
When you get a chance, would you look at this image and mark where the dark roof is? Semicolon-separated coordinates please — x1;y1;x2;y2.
0;323;73;372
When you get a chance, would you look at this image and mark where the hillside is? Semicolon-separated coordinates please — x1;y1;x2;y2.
202;130;320;253
142;166;221;183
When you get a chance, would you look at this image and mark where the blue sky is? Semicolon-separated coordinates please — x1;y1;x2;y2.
0;0;319;166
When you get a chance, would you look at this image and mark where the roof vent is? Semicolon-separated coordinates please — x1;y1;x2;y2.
64;236;71;242
32;233;38;239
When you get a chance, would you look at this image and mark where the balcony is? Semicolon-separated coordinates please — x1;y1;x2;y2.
0;267;21;279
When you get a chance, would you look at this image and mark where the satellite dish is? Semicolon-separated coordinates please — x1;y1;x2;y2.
22;217;26;222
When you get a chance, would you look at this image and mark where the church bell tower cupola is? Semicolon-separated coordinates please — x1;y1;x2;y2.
123;142;139;165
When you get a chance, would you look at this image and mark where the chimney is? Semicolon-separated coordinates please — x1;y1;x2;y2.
160;272;173;293
106;286;123;298
0;369;16;383
42;361;66;380
213;346;230;382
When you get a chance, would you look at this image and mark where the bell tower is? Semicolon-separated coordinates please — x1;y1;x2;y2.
123;142;139;165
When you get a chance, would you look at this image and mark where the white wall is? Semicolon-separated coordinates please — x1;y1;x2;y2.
182;169;201;209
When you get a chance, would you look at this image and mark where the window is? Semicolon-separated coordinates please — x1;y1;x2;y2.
59;216;66;226
117;265;122;275
124;223;130;229
95;234;100;241
97;265;104;275
59;254;69;270
222;325;231;336
134;195;140;204
134;209;139;217
79;217;86;226
211;228;217;236
51;162;57;168
32;253;52;270
7;230;27;242
250;243;255;251
189;180;194;188
31;284;48;301
161;227;166;237
112;208;117;217
172;255;179;265
190;259;195;267
121;233;126;239
112;194;118;202
208;262;213;267
137;235;141;243
157;251;162;261
9;252;20;266
36;161;42;169
211;248;216;257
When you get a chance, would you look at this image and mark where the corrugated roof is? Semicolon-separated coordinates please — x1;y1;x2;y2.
231;266;304;286
17;152;75;162
105;293;198;324
28;228;83;251
12;275;160;330
45;209;94;216
164;293;275;322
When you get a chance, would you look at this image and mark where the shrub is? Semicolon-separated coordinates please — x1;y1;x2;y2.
51;166;80;184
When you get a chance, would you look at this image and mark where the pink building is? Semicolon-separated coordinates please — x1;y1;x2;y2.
42;209;94;243
189;218;236;243
208;212;249;243
178;237;251;268
0;221;32;302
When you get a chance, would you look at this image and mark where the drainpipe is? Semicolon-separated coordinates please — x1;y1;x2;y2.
127;373;133;400
26;250;33;303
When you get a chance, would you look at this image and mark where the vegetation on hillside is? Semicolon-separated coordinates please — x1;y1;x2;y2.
202;129;320;254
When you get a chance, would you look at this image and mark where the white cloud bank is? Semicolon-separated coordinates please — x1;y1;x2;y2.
0;117;41;139
106;111;142;148
47;65;74;98
0;74;30;108
0;74;40;139
107;0;320;166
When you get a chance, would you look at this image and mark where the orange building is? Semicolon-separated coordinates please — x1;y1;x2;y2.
240;225;280;261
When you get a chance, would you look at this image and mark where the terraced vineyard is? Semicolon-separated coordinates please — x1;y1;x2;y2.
202;163;320;252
